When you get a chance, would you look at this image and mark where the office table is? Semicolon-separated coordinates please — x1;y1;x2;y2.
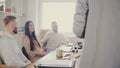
40;50;77;67
27;50;76;68
27;39;84;68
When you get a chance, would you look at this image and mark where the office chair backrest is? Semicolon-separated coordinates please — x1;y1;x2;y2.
39;29;50;40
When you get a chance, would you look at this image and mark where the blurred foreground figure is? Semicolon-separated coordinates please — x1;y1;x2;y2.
73;0;120;68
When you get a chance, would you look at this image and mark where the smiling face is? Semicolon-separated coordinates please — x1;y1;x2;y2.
11;20;18;34
4;16;18;34
6;19;18;34
51;21;58;33
29;22;35;33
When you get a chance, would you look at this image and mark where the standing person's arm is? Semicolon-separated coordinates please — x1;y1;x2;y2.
73;0;89;38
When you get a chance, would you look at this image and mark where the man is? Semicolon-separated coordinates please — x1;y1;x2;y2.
42;21;66;52
0;16;31;68
73;0;120;68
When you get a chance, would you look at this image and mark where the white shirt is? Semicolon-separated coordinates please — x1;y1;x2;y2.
0;32;30;67
42;31;66;52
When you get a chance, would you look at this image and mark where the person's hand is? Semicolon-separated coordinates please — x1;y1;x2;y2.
43;47;47;52
25;63;34;68
25;60;31;65
25;60;32;68
40;51;47;55
36;50;47;57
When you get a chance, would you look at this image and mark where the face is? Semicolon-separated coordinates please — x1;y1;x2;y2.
9;20;18;34
52;23;58;32
29;22;35;33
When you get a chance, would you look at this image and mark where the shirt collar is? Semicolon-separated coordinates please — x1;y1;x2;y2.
5;31;14;39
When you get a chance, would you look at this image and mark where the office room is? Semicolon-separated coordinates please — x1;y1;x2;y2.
0;0;120;68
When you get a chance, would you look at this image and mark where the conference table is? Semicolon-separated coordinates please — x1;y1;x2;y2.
27;39;84;68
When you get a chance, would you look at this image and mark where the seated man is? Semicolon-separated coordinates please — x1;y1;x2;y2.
42;21;67;52
0;16;31;68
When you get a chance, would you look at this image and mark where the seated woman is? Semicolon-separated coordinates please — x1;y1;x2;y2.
22;21;46;62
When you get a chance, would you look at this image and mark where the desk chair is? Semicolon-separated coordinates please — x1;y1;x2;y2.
39;29;50;41
39;29;50;51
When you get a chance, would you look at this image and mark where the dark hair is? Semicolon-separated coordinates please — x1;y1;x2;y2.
24;21;40;51
4;16;16;26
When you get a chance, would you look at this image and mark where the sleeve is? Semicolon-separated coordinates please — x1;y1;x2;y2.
0;43;27;67
18;48;31;62
73;0;89;38
4;56;27;67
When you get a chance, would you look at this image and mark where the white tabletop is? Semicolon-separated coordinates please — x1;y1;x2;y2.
34;49;75;68
31;39;84;68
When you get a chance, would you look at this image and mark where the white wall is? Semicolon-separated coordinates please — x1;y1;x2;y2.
0;0;27;48
0;13;5;31
26;0;42;36
36;0;43;36
26;0;36;23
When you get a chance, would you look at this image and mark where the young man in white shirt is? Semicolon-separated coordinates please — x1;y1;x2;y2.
0;16;31;68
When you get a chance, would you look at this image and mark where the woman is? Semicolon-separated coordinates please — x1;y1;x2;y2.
22;21;46;62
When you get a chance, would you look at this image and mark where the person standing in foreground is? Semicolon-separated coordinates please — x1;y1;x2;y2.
0;16;31;68
73;0;120;68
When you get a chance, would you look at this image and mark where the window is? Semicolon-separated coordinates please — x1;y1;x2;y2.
42;0;76;36
0;0;5;12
